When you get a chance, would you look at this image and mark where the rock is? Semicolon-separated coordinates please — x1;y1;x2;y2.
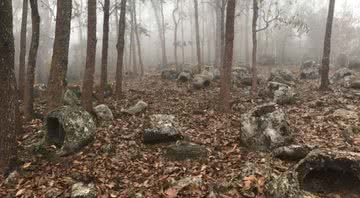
122;100;148;115
71;182;96;198
4;171;20;187
300;61;320;80
94;104;113;121
100;144;115;153
177;71;192;82
266;149;360;197
240;103;293;151
192;74;211;89
165;176;202;196
34;83;47;98
342;126;360;145
269;69;296;85
44;106;96;156
330;68;353;85
274;86;296;105
165;141;208;161
350;80;360;89
273;145;315;161
232;67;258;86
143;114;182;144
161;69;179;80
332;109;359;120
63;89;81;106
67;85;82;98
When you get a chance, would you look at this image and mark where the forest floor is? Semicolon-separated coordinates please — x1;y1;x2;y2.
1;66;360;198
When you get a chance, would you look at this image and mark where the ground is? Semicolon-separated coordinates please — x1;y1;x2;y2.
1;66;360;197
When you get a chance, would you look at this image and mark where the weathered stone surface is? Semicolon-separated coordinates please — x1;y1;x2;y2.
266;149;360;198
165;141;208;161
71;182;96;198
192;74;211;89
300;61;320;80
122;100;148;115
63;89;81;106
330;68;354;86
267;82;296;105
44;106;96;156
269;69;296;86
240;103;293;151
342;126;360;145
45;188;63;198
143;114;182;144
177;71;192;82
161;69;179;80
232;67;258;86
94;104;114;121
4;171;20;187
67;85;81;98
273;145;314;161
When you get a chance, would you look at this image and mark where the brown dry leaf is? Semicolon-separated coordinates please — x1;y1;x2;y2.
15;188;26;197
164;188;179;198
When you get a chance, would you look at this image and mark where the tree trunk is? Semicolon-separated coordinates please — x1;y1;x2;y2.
245;0;250;65
99;0;110;104
24;0;40;120
133;0;144;76
214;0;221;67
180;0;185;64
81;0;97;112
18;0;28;100
172;0;179;66
0;0;18;174
219;0;236;113
129;0;137;76
220;0;226;67
47;0;72;112
194;0;202;69
320;0;336;91
115;0;127;99
251;0;258;96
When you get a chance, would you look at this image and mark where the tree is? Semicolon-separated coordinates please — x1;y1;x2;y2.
151;0;167;68
0;0;18;174
81;0;97;112
24;0;40;120
133;0;144;76
219;0;236;113
320;0;336;90
251;0;259;95
194;0;202;68
99;0;110;104
18;0;28;99
115;0;127;99
172;0;180;66
47;0;72;111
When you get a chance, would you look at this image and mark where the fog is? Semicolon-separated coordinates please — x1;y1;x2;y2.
11;0;360;83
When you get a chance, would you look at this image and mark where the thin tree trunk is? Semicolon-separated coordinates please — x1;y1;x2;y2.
19;0;28;99
320;0;336;91
245;0;250;65
81;0;97;112
133;0;144;76
47;0;72;112
99;0;110;104
115;0;127;99
194;0;202;69
220;0;226;67
219;0;236;113
180;0;185;64
24;0;40;120
0;0;18;174
214;0;221;67
129;0;137;76
172;0;179;66
251;0;258;96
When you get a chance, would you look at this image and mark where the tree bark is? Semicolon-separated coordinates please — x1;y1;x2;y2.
219;0;236;113
251;0;258;96
172;0;180;66
133;0;144;76
320;0;336;91
18;0;28;100
244;0;250;65
194;0;202;69
0;0;18;174
81;0;97;112
47;0;72;112
115;0;127;99
220;0;226;66
129;0;137;76
99;0;110;104
24;0;40;120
